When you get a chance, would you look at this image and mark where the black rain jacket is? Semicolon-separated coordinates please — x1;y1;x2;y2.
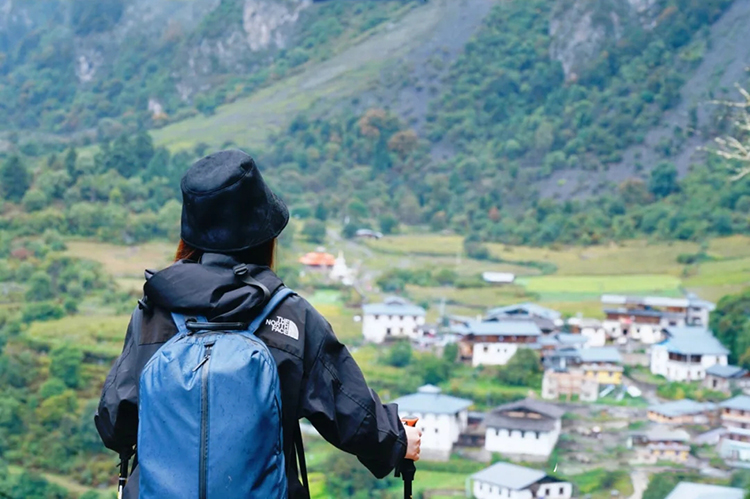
94;253;407;498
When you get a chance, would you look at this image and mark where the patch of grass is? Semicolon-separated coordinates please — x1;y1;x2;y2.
64;240;175;278
23;314;129;360
569;468;634;499
518;274;682;297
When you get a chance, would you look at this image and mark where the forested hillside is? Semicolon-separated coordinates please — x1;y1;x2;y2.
1;0;749;248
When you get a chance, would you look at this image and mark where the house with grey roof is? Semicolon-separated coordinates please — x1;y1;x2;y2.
665;482;745;499
601;294;715;344
470;462;572;499
485;303;563;333
719;395;750;468
391;385;472;461
647;399;718;426
704;364;750;395
628;426;691;464
361;296;425;344
544;346;624;386
650;327;730;382
451;319;542;367
484;398;565;460
567;316;607;347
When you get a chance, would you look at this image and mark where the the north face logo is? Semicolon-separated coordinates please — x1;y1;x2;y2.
265;316;300;340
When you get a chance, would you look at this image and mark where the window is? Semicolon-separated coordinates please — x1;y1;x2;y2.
535;432;540;439
386;328;392;336
545;487;550;496
374;315;380;320
435;428;439;434
483;346;489;353
399;315;404;321
559;486;565;495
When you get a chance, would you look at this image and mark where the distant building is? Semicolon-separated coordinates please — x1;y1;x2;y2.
647;399;717;426
628;426;691;463
546;347;623;386
719;395;750;467
484;398;565;459
329;251;354;286
355;228;383;240
452;319;542;367
602;294;715;343
298;251;336;269
704;364;750;395
391;385;472;461
361;297;426;344
485;303;563;333
665;482;745;499
542;367;600;402
470;462;573;499
481;272;516;285
650;327;730;381
567;317;607;347
538;333;588;362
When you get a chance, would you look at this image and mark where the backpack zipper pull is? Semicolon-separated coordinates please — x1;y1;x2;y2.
192;344;213;372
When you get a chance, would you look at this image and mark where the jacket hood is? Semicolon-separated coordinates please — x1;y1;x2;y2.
143;253;283;322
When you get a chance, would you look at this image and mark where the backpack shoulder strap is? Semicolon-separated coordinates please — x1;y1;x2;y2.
171;312;208;336
247;287;296;334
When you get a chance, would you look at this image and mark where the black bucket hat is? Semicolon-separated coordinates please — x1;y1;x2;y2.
180;149;289;253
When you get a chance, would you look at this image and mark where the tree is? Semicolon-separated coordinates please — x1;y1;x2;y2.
314;202;328;221
443;343;458;363
133;130;155;171
301;220;326;244
49;345;84;389
64;147;78;182
379;214;398;235
0;156;32;203
409;353;451;385
324;452;396;498
649;162;679;198
711;289;750;367
497;349;542;387
25;272;55;302
385;341;412;368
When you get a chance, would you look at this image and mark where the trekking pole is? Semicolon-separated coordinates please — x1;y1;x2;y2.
117;449;133;499
396;418;419;499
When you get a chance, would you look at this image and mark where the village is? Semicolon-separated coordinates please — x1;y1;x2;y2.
297;247;750;499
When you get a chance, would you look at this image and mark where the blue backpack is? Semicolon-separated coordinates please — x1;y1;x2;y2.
137;287;295;499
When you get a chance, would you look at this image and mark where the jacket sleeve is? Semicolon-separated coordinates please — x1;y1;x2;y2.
94;310;141;454
300;309;407;478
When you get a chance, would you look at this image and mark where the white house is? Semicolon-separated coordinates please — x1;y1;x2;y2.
485;303;563;333
602;294;715;343
361;297;426;344
482;272;516;285
665;482;744;499
719;395;750;468
452;320;542;367
484;398;565;459
470;462;573;499
391;385;472;461
650;326;730;381
567;317;607;347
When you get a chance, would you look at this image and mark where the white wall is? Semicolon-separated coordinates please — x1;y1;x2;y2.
397;410;467;453
473;481;531;499
362;313;424;344
537;482;573;499
484;421;561;457
603;320;623;338
651;345;728;381
580;327;606;348
472;480;572;499
472;342;519;367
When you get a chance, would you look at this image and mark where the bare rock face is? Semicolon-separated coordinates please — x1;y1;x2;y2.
549;0;659;81
243;0;311;51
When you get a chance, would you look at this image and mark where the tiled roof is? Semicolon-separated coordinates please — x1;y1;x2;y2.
486;398;565;429
577;347;622;364
643;427;690;442
659;329;730;356
362;297;426;317
720;395;750;412
665;482;744;499
648;399;716;418
391;385;472;415
706;364;748;378
451;319;542;337
601;295;715;310
486;303;561;321
298;252;336;266
471;462;548;490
